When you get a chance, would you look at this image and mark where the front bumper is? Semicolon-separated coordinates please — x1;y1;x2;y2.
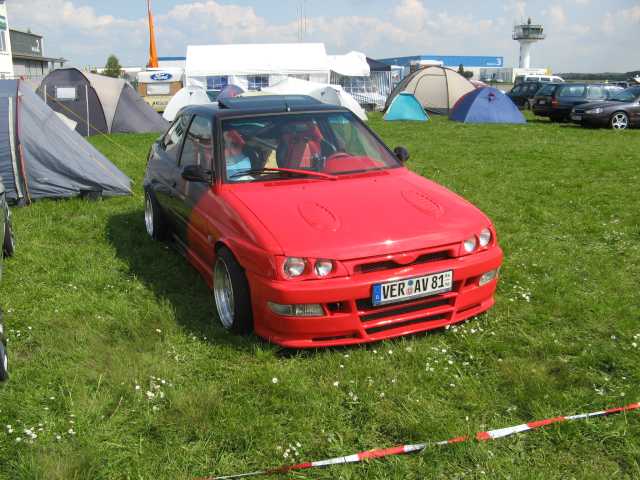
571;113;610;126
248;246;503;348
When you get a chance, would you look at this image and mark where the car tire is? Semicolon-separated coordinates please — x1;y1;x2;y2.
144;190;167;241
610;112;629;130
3;216;14;258
213;247;253;335
0;314;7;382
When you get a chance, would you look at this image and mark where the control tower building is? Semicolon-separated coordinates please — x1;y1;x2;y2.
513;18;545;69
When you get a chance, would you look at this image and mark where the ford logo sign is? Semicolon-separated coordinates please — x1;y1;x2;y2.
150;72;172;81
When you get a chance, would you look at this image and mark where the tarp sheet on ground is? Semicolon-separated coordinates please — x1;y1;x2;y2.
384;66;475;115
384;92;429;121
163;88;213;122
0;80;132;204
449;87;526;124
38;68;168;136
255;77;368;121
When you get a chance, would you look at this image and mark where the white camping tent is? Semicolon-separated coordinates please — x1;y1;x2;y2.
258;77;367;121
186;43;332;91
163;88;212;121
328;51;370;77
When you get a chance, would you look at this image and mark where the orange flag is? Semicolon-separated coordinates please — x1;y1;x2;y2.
147;0;159;68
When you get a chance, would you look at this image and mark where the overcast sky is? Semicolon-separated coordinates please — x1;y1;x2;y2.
7;0;640;72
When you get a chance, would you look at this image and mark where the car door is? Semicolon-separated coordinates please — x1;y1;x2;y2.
151;114;191;228
173;115;217;267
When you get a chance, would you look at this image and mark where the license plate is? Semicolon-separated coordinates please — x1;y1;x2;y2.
571;114;582;121
372;271;453;306
538;100;546;105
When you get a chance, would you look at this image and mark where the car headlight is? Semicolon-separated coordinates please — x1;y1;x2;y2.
314;259;333;277
478;228;492;247
283;257;306;278
585;107;603;114
463;236;477;253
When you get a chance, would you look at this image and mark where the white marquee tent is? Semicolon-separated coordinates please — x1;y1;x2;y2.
186;43;333;90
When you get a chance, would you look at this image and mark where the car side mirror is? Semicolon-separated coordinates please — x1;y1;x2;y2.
182;165;213;183
394;146;410;163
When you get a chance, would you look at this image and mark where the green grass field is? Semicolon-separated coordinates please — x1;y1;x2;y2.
0;114;639;479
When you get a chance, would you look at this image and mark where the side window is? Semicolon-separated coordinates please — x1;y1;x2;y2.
161;115;190;161
180;115;214;170
588;86;605;99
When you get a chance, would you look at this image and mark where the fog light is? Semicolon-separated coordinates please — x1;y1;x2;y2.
268;302;324;317
314;259;333;277
463;236;477;253
283;257;306;278
479;269;498;286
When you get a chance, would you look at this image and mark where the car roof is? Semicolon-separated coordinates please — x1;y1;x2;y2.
179;95;350;120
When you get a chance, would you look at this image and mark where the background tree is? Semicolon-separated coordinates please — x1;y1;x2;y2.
458;64;474;79
103;55;122;78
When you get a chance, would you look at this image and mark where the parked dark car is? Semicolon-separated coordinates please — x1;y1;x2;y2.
542;83;623;122
571;86;640;129
507;81;545;109
0;178;14;381
531;83;563;120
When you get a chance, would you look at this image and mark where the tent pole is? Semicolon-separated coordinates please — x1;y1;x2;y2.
85;84;90;136
43;84;46;102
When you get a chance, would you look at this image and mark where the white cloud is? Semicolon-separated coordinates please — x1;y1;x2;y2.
6;0;639;72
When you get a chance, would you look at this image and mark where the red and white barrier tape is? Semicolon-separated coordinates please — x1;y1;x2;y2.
197;402;639;480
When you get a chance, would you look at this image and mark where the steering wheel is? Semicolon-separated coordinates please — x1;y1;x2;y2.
325;152;352;163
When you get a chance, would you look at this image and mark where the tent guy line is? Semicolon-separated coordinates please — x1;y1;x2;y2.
196;401;640;479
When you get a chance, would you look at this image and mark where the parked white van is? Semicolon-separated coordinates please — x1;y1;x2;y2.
514;74;564;85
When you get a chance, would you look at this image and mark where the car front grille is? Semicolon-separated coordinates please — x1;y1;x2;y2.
351;249;453;275
356;283;460;335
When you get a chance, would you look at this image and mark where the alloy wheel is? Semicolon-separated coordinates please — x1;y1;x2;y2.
144;194;154;237
611;113;628;130
214;258;235;329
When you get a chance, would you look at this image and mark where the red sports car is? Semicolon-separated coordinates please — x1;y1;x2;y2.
143;96;503;348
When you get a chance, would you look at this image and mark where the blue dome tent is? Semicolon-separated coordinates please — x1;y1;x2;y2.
383;93;429;122
449;87;526;124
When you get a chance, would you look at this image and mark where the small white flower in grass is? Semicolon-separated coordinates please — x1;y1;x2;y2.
372;350;377;354
333;381;339;387
15;437;21;442
379;392;385;398
405;347;413;352
449;383;456;388
43;407;49;411
271;377;278;384
155;329;162;334
296;442;301;448
68;429;76;435
388;350;393;355
283;451;289;459
135;385;141;391
55;434;62;441
146;391;155;399
152;405;160;412
339;364;344;369
632;343;638;348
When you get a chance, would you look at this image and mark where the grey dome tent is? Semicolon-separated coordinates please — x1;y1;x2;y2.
0;79;132;204
37;68;168;137
384;66;475;115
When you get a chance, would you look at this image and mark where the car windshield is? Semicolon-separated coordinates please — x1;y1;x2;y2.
222;112;401;183
609;87;640;102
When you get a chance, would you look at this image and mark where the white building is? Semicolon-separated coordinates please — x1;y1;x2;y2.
0;2;14;78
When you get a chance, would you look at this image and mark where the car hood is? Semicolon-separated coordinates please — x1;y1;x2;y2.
229;169;491;260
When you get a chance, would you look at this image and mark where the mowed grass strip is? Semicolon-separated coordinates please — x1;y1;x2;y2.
0;115;638;479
